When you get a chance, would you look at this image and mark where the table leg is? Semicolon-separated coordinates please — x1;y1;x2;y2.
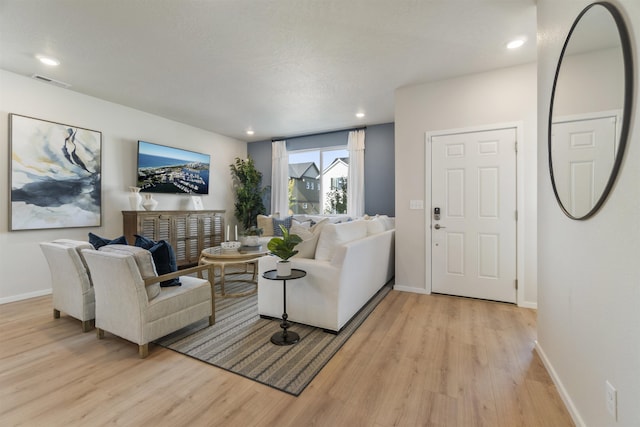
270;278;300;345
220;264;226;296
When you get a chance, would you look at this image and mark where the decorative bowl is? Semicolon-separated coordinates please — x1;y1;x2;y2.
221;241;241;251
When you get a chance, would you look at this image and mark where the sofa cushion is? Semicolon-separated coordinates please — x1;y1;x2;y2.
273;216;293;236
257;213;279;237
365;217;386;235
292;218;312;229
98;244;161;301
377;215;395;230
134;235;180;287
88;232;128;249
315;220;368;261
291;218;328;259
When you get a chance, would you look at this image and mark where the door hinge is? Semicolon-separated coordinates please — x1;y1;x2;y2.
515;279;518;290
515;141;518;153
515;210;518;221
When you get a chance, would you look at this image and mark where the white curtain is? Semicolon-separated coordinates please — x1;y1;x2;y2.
347;129;365;217
271;140;288;216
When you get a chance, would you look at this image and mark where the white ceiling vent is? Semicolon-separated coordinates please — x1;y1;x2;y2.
31;74;71;89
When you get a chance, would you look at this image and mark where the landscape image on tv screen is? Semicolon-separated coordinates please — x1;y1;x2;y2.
137;141;210;194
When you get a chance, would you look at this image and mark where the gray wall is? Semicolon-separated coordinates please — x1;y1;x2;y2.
247;122;395;216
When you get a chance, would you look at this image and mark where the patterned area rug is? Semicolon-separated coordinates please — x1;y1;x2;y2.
155;273;391;396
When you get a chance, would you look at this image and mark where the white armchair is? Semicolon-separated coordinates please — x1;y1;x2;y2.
82;248;215;358
39;240;96;332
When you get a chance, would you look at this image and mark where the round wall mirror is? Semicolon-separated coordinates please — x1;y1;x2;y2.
548;2;634;220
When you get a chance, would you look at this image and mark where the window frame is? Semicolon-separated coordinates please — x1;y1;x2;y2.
288;145;348;215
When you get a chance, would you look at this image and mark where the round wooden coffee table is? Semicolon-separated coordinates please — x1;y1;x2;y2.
198;246;268;297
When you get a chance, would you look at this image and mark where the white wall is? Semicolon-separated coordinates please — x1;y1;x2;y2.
537;1;640;426
0;70;246;303
394;63;538;307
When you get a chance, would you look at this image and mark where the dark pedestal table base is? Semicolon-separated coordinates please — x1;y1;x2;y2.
262;268;307;346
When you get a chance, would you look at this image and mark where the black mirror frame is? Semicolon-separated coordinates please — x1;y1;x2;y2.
548;1;634;220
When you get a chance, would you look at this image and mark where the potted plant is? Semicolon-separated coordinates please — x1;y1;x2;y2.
229;157;267;232
267;225;302;276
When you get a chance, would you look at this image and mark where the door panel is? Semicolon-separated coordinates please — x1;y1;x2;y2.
431;128;517;303
551;116;617;217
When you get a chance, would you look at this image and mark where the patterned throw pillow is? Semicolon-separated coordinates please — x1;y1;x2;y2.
272;216;293;236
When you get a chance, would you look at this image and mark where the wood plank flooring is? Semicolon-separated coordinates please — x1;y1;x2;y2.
0;290;574;426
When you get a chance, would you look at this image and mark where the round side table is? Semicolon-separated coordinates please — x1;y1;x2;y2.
262;268;306;345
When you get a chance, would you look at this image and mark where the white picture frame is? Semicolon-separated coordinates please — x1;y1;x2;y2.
191;195;204;210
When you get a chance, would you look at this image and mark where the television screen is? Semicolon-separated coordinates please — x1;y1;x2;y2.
136;140;210;194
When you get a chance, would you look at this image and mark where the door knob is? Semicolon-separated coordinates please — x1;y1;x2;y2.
434;224;446;230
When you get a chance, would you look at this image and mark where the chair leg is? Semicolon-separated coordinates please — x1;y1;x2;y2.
53;308;60;319
96;328;105;339
209;315;214;326
81;320;93;332
139;343;149;358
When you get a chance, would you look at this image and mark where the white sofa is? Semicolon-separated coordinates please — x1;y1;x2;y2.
257;216;395;333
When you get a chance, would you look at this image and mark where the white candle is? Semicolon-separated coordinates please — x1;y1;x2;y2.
235;225;238;241
226;225;230;242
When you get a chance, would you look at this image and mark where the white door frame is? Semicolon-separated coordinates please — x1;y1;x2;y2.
425;121;527;307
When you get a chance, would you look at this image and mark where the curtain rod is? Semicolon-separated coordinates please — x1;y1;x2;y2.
271;126;366;142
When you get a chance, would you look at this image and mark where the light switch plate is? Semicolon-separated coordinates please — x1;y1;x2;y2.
409;199;424;210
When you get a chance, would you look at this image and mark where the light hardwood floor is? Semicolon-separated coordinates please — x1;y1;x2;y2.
0;290;574;427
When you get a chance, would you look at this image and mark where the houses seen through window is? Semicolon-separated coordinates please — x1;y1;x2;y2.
288;148;349;215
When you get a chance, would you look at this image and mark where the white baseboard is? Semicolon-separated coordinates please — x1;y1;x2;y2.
0;288;51;305
518;301;537;309
534;340;585;427
392;285;431;294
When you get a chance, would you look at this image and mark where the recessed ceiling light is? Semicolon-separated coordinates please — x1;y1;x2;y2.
246;130;255;135
506;39;525;49
37;55;60;66
356;112;365;118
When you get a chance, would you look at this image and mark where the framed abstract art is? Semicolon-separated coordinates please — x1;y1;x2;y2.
9;114;102;230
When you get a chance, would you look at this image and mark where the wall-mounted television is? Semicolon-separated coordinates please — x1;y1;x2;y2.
136;140;210;194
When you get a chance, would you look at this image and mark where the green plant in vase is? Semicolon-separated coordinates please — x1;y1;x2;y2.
267;225;302;276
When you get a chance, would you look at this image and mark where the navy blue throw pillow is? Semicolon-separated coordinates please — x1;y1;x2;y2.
134;235;180;287
88;232;128;249
134;234;156;250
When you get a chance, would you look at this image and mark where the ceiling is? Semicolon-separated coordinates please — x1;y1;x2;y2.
0;0;537;142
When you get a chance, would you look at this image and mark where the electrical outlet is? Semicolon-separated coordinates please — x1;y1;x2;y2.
605;380;617;420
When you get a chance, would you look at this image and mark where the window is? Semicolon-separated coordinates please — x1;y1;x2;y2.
288;148;349;215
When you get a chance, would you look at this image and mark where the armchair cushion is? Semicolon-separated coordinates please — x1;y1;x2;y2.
134;235;180;287
98;244;161;301
88;232;128;249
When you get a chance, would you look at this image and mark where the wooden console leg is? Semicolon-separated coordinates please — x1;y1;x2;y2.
139;343;149;358
53;308;60;319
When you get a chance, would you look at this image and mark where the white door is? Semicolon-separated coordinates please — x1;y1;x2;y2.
431;128;517;303
551;115;617;218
